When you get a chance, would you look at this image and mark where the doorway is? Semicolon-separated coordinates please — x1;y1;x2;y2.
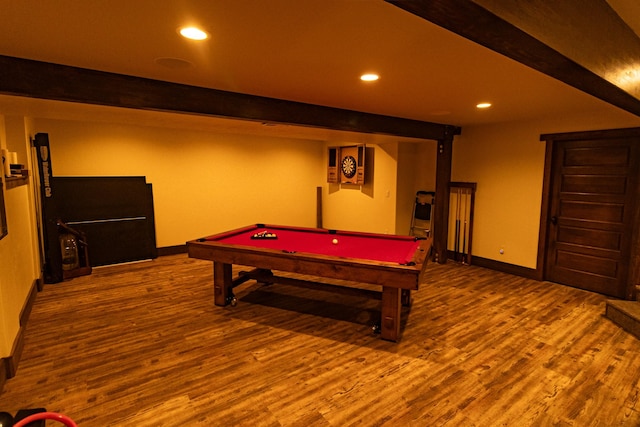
539;128;640;299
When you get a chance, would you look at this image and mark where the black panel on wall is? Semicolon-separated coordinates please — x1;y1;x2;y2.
51;176;157;266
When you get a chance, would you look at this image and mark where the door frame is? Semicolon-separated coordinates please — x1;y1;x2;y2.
537;127;640;300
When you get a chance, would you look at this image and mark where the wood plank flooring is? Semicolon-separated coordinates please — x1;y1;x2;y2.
1;254;639;426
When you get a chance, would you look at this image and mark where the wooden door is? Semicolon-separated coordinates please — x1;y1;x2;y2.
544;132;639;298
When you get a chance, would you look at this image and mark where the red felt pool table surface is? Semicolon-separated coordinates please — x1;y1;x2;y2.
210;224;422;265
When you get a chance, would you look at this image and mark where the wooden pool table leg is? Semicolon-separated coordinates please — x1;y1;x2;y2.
213;261;233;306
381;286;401;341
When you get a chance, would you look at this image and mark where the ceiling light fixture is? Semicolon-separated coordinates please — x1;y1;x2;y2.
609;65;640;89
360;73;379;82
476;102;492;109
179;26;209;41
154;57;194;69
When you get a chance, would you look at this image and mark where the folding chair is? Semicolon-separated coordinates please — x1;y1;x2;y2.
410;191;435;237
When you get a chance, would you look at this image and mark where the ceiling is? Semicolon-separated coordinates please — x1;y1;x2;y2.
0;0;639;138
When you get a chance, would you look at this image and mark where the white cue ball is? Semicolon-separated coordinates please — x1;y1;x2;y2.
332;238;338;244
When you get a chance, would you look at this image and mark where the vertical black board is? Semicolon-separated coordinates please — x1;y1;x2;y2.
51;176;157;267
33;133;63;283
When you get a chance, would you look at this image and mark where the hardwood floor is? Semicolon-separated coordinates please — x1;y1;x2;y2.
1;254;639;426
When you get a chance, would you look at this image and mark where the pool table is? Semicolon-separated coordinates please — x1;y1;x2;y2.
187;224;432;341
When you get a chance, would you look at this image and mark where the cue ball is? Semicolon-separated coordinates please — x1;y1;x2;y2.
332;238;338;244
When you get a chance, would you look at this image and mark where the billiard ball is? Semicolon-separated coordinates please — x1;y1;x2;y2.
332;238;338;244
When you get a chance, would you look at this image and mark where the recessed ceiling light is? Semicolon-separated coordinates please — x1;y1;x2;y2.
179;26;209;41
610;66;640;89
360;73;379;82
154;57;194;69
476;102;492;109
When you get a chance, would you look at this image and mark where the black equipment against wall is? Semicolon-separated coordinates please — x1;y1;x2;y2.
33;133;62;283
34;133;158;283
51;176;157;267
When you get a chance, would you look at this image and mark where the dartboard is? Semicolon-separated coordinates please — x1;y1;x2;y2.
341;155;357;178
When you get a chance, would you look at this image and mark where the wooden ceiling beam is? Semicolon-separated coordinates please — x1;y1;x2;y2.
0;55;460;141
387;0;640;117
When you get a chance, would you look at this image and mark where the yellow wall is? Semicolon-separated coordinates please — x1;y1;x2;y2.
396;141;437;235
323;143;400;234
453;110;640;268
36;118;328;246
0;115;40;357
1;104;639;360
322;140;437;236
37;118;413;244
0;115;7;356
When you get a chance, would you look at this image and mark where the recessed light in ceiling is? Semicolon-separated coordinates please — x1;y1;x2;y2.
360;73;379;82
610;66;640;89
179;26;209;41
154;57;194;69
429;110;452;116
476;102;492;109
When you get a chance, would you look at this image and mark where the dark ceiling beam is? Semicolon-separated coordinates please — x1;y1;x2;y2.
0;55;460;141
387;0;640;117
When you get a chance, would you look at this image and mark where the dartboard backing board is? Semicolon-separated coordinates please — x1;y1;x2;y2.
327;144;365;185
